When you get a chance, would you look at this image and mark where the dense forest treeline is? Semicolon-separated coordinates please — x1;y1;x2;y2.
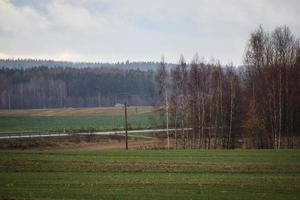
0;59;175;71
156;25;300;149
0;67;156;108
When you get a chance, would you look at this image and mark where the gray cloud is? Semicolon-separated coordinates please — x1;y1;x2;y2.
1;0;300;65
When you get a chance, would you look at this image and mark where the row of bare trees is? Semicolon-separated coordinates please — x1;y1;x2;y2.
244;25;300;149
156;25;300;149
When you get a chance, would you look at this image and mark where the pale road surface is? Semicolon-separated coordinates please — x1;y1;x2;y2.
0;128;192;140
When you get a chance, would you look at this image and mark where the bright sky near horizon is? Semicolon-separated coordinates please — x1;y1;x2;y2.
0;0;300;65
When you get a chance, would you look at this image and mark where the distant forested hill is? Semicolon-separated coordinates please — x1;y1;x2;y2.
0;59;175;71
0;66;157;109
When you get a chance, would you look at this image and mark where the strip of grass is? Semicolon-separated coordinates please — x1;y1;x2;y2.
0;150;299;199
0;112;161;133
0;106;155;117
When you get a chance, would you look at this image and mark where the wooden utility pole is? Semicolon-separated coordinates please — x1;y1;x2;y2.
124;102;128;150
166;91;170;150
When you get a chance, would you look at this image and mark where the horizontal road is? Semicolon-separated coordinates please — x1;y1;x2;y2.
0;128;192;140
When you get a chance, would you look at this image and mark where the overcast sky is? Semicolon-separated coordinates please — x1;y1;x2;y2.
0;0;299;65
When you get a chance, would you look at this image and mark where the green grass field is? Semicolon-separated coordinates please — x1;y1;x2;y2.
0;106;161;133
0;113;160;133
0;149;299;199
